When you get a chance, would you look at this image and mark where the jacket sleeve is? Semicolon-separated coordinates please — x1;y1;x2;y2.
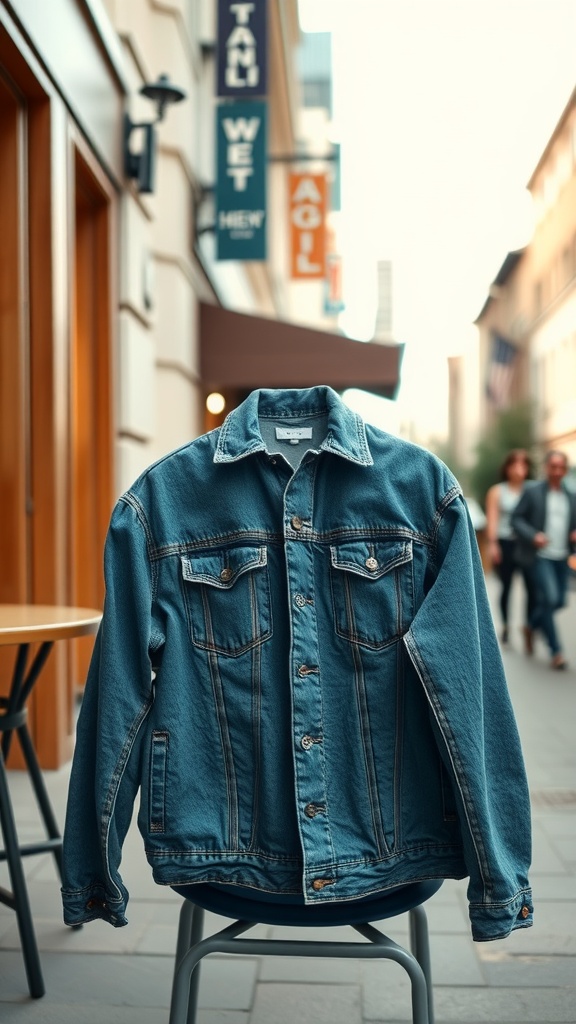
61;494;161;927
403;491;533;941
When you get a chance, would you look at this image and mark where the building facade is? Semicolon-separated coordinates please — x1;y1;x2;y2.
469;85;576;471
0;0;401;766
527;86;576;464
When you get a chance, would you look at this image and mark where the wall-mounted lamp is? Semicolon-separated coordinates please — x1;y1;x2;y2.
124;74;187;194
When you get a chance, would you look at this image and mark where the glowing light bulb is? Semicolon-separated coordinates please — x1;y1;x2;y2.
206;392;226;415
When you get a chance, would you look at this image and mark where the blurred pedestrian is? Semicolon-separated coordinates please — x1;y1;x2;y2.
485;449;535;648
512;450;576;670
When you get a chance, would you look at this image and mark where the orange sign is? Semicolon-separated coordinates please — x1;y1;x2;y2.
289;173;327;279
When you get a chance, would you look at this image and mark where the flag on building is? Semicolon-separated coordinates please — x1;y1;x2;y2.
486;332;517;409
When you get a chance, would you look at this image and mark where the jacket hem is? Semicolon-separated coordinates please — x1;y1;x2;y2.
146;845;469;903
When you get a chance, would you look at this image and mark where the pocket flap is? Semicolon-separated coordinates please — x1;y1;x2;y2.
330;539;412;579
181;545;267;588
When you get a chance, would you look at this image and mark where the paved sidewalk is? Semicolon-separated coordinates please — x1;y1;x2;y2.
1;573;575;1023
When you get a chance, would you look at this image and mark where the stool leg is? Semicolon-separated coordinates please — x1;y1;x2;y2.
173;900;196;970
185;906;205;1024
357;921;430;1024
0;755;45;998
409;905;434;1024
170;903;205;1024
16;724;63;879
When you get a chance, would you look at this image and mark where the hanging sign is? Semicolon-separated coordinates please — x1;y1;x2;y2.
289;173;327;279
324;253;345;314
217;0;268;96
216;100;267;261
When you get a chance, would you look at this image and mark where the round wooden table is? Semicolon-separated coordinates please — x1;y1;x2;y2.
0;604;102;646
0;604;102;999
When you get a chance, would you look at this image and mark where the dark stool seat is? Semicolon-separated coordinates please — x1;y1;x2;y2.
172;878;443;926
169;879;443;1024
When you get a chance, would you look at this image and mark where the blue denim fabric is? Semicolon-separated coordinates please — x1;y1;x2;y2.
529;557;570;655
61;387;533;941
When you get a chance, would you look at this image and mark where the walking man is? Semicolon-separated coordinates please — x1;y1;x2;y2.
512;451;576;669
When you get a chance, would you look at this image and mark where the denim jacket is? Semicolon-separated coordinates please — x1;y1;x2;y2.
61;386;533;941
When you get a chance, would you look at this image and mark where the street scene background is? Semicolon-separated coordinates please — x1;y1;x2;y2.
1;0;576;1020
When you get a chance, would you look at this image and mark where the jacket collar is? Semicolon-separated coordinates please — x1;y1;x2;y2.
214;387;373;467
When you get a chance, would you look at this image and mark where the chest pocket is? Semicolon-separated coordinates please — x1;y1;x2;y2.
330;539;413;650
181;546;272;657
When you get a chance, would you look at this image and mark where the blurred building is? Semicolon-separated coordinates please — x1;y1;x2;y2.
527;86;576;465
0;0;401;765
463;84;576;469
373;260;393;343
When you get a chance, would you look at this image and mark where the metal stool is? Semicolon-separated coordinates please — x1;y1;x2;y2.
169;879;442;1024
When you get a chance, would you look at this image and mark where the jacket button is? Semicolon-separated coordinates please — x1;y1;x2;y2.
220;567;233;582
301;735;314;750
311;878;335;891
304;801;325;818
305;802;323;819
520;905;530;919
365;557;378;571
290;516;303;531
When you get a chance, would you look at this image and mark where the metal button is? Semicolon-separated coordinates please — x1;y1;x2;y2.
220;567;233;582
365;557;378;571
304;802;320;818
301;735;314;750
520;905;530;920
294;594;307;608
290;516;303;531
311;878;335;891
297;664;317;677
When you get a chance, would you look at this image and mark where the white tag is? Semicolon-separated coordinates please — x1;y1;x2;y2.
275;427;313;445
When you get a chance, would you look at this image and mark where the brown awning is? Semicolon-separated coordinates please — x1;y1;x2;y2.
200;303;403;400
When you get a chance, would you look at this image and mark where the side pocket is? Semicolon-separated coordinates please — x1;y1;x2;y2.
149;730;169;833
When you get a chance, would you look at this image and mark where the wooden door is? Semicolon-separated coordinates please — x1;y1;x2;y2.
0;69;31;718
1;16;117;767
0;70;29;605
69;144;114;686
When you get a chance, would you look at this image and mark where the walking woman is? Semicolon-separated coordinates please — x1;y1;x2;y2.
485;449;535;648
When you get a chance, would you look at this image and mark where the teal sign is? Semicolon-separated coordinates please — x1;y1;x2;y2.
216;101;267;261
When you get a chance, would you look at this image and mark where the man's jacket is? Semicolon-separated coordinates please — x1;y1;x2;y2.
512;478;576;566
61;386;533;941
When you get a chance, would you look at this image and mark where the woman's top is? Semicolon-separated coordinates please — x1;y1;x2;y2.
497;482;523;540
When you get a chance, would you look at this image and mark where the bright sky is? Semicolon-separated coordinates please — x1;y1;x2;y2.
298;0;576;441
